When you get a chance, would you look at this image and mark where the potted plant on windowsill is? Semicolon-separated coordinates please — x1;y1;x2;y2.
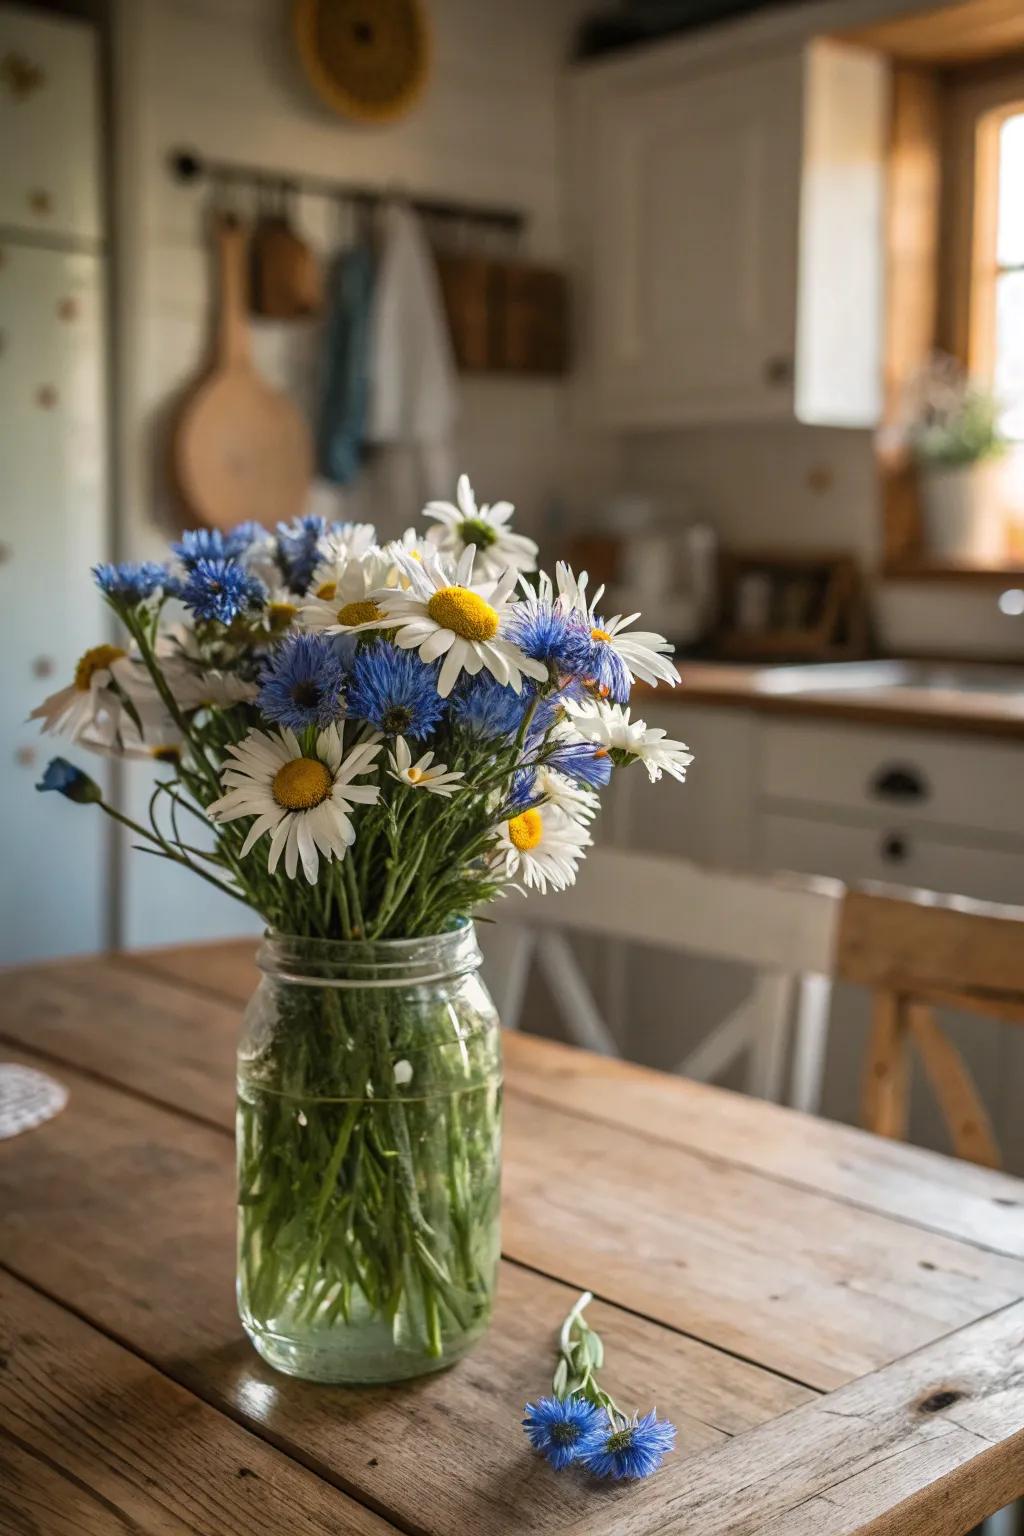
909;356;1008;564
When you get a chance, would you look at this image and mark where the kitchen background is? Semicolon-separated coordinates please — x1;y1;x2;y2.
4;0;1024;1170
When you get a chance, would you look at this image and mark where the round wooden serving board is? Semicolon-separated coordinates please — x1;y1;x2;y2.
174;217;312;531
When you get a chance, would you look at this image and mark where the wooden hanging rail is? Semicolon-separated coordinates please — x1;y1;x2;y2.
169;149;526;235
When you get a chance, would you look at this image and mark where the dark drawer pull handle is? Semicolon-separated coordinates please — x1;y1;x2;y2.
881;832;909;864
870;764;929;803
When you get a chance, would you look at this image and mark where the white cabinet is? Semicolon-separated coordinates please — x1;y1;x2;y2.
0;8;109;965
0;7;102;244
570;38;887;429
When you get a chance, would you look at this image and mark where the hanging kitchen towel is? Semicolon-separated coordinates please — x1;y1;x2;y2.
316;240;375;486
366;201;458;508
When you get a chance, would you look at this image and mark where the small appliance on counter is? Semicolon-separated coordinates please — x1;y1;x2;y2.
568;496;718;649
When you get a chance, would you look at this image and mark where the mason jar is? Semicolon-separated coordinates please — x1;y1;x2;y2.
236;923;502;1384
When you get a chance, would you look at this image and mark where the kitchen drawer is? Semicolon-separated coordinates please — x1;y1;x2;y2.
760;720;1024;838
758;811;1024;905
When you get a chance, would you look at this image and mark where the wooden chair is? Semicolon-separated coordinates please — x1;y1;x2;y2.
484;847;845;1113
837;882;1024;1169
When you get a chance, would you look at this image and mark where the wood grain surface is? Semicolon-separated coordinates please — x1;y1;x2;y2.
0;1272;397;1536
2;945;1024;1535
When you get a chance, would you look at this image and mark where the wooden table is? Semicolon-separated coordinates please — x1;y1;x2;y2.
2;942;1024;1536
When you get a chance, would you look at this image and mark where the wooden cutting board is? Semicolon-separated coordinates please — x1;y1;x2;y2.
173;216;312;531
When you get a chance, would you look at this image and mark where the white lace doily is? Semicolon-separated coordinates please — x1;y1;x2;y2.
0;1063;68;1140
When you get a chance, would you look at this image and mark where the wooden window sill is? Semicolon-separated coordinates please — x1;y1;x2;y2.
880;559;1024;585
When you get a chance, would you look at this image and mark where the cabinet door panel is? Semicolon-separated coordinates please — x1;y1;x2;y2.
588;52;801;425
758;811;1024;905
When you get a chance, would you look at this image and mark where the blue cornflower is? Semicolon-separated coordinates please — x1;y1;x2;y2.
451;674;532;741
37;757;102;804
258;632;346;731
172;527;255;568
93;560;176;605
502;766;539;817
276;514;327;593
229;519;270;551
522;1396;607;1471
180;558;265;624
346;641;444;739
506;597;592;675
580;1411;676;1480
582;619;631;703
545;738;612;789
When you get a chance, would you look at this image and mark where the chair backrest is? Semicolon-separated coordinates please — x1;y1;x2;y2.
521;847;844;974
487;848;845;1112
835;881;1024;1168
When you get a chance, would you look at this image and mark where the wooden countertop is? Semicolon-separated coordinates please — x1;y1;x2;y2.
3;941;1024;1533
657;661;1024;740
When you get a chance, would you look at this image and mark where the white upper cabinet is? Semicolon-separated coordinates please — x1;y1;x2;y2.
0;5;102;243
570;38;888;429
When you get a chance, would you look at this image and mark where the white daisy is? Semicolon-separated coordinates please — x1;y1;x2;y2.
555;561;678;694
533;763;601;822
565;698;693;784
387;736;464;797
379;526;429;577
30;642;140;751
495;802;592;894
310;522;378;590
300;549;397;635
424;474;538;579
207;724;381;882
353;546;547;699
154;630;259;710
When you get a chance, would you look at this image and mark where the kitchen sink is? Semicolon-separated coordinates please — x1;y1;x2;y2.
751;660;1024;698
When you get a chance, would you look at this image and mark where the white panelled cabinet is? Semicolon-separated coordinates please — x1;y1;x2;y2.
570;37;888;429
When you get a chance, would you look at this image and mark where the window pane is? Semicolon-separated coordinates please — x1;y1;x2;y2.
996;111;1024;268
995;270;1024;439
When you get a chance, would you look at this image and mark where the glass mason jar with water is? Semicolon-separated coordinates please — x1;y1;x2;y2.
236;924;502;1383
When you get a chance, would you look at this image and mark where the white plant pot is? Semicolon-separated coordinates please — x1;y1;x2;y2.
920;459;1006;563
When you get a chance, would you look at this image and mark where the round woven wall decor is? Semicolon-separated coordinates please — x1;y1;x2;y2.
294;0;431;124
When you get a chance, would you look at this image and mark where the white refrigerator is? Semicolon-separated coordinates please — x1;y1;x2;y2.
0;3;110;963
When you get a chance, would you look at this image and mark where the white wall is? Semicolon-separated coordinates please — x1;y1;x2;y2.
111;0;609;948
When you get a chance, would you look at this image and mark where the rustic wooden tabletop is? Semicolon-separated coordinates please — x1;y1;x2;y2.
2;940;1023;1535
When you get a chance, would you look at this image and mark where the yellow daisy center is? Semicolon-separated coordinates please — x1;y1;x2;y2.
316;581;337;600
590;627;612;644
337;599;381;627
267;600;297;630
272;758;333;811
427;586;499;642
508;808;543;852
406;766;424;783
74;643;126;691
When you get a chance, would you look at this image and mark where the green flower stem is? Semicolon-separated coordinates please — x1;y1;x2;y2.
553;1291;623;1423
95;799;250;908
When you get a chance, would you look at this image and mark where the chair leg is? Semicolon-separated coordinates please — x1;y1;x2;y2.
536;931;620;1057
862;990;911;1140
481;926;535;1032
677;971;795;1105
789;973;833;1115
907;1000;1001;1168
744;972;795;1103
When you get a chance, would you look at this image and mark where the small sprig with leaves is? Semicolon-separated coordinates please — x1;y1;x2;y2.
523;1292;677;1481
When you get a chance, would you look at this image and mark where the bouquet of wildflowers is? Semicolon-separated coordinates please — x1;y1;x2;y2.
33;475;690;1414
35;473;690;927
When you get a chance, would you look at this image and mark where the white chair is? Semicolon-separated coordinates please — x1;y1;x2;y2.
484;847;843;1114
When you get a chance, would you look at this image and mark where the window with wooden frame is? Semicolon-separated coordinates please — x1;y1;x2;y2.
945;63;1024;441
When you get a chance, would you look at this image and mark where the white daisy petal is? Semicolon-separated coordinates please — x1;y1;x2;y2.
207;722;381;881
